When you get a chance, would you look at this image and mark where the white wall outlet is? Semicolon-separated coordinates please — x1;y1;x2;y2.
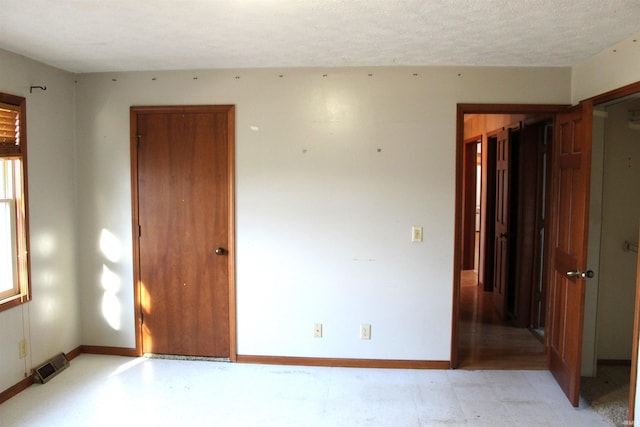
18;339;27;359
412;226;423;242
313;323;323;338
360;323;371;340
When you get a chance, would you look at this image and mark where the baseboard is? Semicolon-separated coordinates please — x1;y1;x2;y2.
2;348;448;405
0;375;34;405
0;344;139;405
66;346;83;361
237;355;450;369
0;348;80;405
598;359;632;366
81;345;139;357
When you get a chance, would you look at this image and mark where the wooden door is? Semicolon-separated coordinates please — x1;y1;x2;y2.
512;122;544;327
547;101;593;406
132;105;235;358
493;129;511;319
462;138;480;270
482;136;497;292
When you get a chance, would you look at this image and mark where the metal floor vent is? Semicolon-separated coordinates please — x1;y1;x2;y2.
34;352;69;384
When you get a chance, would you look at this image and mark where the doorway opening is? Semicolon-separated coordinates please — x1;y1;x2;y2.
579;93;640;422
458;112;554;369
453;105;568;371
453;84;640;416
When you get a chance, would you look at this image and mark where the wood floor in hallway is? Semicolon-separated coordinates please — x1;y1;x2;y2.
458;270;547;370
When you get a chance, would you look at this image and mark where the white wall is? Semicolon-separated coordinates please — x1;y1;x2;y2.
571;30;640;414
75;67;570;360
0;19;636;401
0;49;78;391
2;29;634;393
596;100;640;360
572;32;640;103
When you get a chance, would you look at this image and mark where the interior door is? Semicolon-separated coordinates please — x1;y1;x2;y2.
511;122;544;327
462;139;479;270
547;101;593;406
493;129;511;318
134;105;234;358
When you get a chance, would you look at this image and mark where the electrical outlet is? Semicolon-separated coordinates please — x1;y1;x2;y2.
18;339;27;359
412;226;423;242
360;324;371;340
313;323;323;338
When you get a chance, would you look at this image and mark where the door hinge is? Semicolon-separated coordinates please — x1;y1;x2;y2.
535;290;542;303
136;134;142;147
140;310;144;324
138;224;141;237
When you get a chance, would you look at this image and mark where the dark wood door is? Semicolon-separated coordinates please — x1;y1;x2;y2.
133;106;234;358
511;122;544;327
548;101;592;406
493;129;511;319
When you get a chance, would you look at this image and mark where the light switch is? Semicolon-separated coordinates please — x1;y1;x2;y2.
412;226;423;242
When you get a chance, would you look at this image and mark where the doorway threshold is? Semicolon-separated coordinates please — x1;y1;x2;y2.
144;353;231;363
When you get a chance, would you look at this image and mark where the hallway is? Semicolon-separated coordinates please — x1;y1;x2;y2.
458;270;546;370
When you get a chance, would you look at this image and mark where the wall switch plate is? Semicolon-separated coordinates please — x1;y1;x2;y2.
313;323;323;338
18;339;27;359
360;323;371;340
412;226;423;242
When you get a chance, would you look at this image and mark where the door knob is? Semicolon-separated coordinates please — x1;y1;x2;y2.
215;248;226;256
566;270;594;279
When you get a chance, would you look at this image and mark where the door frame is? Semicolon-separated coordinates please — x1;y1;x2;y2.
129;105;237;361
453;81;640;418
452;103;569;368
631;226;640;422
586;80;640;423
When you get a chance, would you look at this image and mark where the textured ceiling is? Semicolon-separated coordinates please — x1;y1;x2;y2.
1;0;640;73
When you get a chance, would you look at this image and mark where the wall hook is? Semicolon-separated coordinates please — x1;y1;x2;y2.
30;85;47;93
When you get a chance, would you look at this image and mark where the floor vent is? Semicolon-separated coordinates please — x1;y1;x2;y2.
34;353;69;384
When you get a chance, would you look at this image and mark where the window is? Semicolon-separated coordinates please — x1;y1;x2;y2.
0;93;30;311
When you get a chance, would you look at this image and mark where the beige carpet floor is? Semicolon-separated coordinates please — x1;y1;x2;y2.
581;365;631;427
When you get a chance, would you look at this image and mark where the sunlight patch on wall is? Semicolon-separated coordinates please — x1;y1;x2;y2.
101;264;121;293
101;292;121;330
99;228;123;330
100;228;122;262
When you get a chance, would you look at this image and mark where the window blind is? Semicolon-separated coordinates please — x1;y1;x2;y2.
0;103;20;155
